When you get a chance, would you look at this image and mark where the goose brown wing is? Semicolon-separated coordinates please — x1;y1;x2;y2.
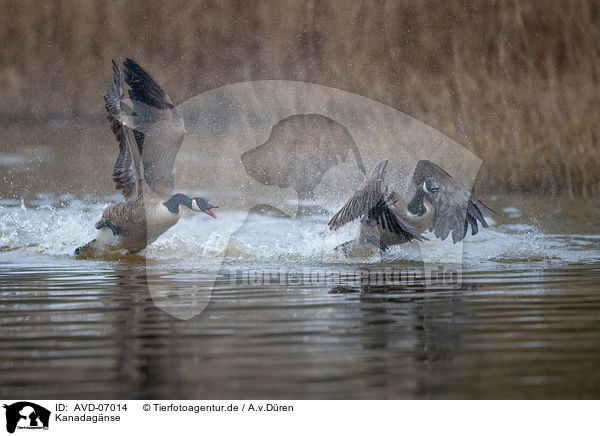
105;60;143;200
122;58;186;197
328;159;389;230
368;191;427;242
329;159;425;242
412;159;493;243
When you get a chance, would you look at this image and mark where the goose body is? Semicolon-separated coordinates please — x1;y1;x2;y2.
93;191;182;253
75;59;217;257
357;192;434;249
329;158;492;251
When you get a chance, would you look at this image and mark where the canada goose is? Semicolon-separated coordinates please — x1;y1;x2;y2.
241;114;366;216
328;158;492;251
75;59;217;257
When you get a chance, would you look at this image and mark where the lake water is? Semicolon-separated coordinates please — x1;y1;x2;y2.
1;123;599;399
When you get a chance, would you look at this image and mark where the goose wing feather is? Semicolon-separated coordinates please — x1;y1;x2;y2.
329;159;425;242
412;159;493;243
105;60;143;200
122;58;186;197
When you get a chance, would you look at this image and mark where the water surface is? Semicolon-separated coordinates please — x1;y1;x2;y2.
1;123;599;399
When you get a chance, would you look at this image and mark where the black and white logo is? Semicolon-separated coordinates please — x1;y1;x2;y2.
3;402;50;434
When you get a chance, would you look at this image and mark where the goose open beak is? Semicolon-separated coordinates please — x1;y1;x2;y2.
205;208;218;219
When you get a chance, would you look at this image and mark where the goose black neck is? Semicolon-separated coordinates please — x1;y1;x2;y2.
407;188;427;216
163;193;192;214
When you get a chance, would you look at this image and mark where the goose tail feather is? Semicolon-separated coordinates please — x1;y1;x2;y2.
74;239;98;258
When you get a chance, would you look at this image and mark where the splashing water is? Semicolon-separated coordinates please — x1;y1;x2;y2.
1;195;597;271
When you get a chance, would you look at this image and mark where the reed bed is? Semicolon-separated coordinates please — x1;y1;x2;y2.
1;0;598;196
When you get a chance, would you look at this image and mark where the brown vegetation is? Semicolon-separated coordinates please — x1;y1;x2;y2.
0;0;599;196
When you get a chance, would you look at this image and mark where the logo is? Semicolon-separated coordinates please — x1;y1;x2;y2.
3;402;50;434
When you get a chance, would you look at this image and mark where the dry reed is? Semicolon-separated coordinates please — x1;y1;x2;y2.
0;0;598;196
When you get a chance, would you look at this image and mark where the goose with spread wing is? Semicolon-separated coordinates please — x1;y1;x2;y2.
328;158;492;251
75;59;217;257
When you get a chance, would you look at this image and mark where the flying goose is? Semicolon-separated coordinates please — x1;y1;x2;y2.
328;158;492;251
75;59;217;257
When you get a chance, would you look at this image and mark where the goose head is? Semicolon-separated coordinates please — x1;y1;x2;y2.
163;193;218;218
423;177;440;194
408;177;440;216
191;197;218;218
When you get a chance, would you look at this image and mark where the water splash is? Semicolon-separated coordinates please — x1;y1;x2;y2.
0;196;597;269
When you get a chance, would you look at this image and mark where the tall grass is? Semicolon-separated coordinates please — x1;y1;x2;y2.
1;0;598;196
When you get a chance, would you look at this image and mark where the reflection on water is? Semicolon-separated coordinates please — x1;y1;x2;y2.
1;261;599;399
1;209;599;400
0;194;599;398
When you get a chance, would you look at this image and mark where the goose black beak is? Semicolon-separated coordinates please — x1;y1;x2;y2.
424;177;441;193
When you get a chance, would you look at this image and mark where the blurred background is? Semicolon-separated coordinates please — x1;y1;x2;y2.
0;0;599;196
